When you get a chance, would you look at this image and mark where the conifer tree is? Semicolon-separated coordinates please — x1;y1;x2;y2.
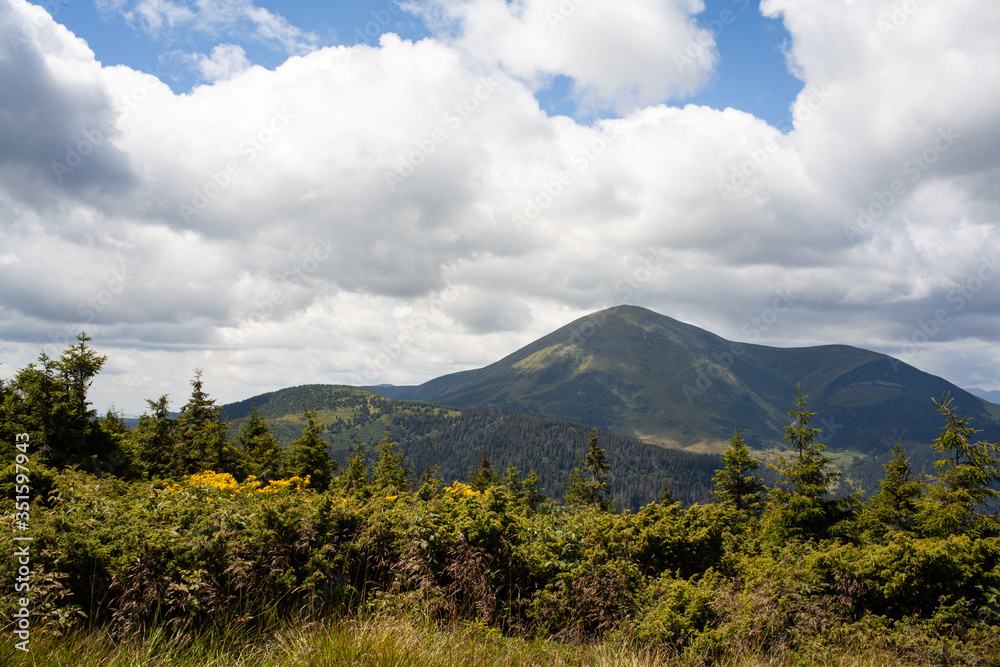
341;440;371;496
470;448;497;491
766;390;846;540
503;465;544;510
7;333;110;470
659;477;675;505
713;428;765;514
287;409;335;490
56;332;107;440
417;463;443;501
129;395;177;478
373;432;409;492
237;406;283;481
175;369;241;475
920;393;1000;536
859;443;922;537
565;428;611;510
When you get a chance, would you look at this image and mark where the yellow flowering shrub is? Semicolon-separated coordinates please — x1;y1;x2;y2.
168;471;310;496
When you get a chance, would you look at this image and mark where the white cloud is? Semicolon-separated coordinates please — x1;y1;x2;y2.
407;0;718;112
191;43;251;81
0;0;998;415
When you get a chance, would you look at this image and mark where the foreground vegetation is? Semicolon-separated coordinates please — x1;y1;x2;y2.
3;335;1000;664
0;614;953;666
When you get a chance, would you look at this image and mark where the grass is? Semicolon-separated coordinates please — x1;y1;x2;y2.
0;615;922;667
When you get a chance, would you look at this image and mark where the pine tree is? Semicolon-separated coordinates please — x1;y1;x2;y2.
920;393;1000;536
175;369;241;475
340;440;371;496
713;428;765;514
470;448;497;491
859;443;922;538
237;406;283;481
7;334;109;470
659;477;675;505
766;390;846;540
565;428;611;510
56;332;107;440
503;465;543;510
91;407;140;478
417;463;443;501
373;432;409;492
129;395;177;478
286;409;335;490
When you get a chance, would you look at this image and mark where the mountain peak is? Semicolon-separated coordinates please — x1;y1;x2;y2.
374;305;1000;454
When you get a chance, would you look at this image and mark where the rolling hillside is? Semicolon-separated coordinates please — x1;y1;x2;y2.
366;305;1000;456
221;385;721;510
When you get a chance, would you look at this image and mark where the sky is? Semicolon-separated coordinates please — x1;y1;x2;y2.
0;0;998;417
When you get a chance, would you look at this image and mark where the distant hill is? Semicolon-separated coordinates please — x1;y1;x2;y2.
967;387;1000;405
221;384;721;510
366;305;1000;456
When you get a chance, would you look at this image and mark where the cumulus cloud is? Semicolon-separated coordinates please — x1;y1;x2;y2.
0;0;135;203
190;43;251;81
0;0;998;414
407;0;718;111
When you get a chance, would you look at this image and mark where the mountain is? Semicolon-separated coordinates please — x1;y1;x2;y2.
366;305;1000;455
967;387;1000;405
221;384;722;510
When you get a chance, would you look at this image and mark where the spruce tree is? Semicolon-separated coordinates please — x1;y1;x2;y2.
175;369;241;475
767;390;845;540
129;395;177;478
237;406;283;481
373;432;409;492
565;428;611;510
470;448;497;491
340;440;371;496
417;463;443;501
860;443;922;537
56;332;106;439
920;393;1000;536
659;476;675;505
7;334;109;471
713;428;765;514
286;409;335;490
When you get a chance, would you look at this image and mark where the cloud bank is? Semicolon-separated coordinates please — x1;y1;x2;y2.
0;0;998;414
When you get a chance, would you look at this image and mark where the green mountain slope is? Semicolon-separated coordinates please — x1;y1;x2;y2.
221;384;721;510
369;305;1000;455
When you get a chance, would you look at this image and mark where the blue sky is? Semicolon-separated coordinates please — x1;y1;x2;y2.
53;0;802;127
1;0;998;416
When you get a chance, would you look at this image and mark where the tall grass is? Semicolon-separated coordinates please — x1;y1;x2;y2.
0;615;918;667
